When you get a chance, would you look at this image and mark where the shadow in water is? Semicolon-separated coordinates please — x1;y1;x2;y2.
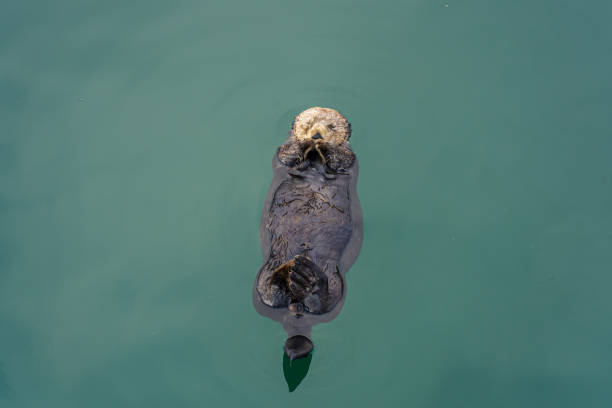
282;352;313;392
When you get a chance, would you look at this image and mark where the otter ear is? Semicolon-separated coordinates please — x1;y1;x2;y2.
346;121;352;140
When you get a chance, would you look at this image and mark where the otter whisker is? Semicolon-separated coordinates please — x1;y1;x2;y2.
314;144;326;165
302;144;313;162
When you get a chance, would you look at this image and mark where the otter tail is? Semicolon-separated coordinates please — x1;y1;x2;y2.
282;337;314;392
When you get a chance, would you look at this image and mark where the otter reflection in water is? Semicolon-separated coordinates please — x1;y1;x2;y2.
253;107;363;369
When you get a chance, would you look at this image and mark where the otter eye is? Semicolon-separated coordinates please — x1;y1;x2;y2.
327;124;335;130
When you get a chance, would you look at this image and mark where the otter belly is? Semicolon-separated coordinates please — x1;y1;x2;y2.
267;175;353;274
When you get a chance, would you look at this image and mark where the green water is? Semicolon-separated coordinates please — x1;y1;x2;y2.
2;0;612;406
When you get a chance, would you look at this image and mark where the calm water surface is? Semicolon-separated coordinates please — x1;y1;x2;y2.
2;0;612;406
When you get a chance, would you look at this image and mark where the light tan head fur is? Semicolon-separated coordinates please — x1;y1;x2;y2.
291;107;351;147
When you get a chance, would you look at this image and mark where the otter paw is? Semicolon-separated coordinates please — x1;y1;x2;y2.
288;256;329;312
296;159;311;171
293;255;327;283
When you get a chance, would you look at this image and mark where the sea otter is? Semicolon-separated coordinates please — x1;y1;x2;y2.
253;107;363;361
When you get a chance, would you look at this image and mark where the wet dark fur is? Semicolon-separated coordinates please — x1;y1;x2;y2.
255;140;357;314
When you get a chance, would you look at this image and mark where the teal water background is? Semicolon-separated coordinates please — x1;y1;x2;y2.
2;0;612;406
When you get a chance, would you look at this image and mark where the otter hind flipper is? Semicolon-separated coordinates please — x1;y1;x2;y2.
256;260;291;308
257;255;331;314
288;255;330;314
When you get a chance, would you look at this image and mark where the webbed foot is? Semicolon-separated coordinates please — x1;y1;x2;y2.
288;255;329;314
258;256;330;314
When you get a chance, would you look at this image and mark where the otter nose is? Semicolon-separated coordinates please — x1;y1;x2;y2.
312;133;322;140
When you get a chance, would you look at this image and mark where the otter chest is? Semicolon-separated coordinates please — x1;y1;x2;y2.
270;176;350;223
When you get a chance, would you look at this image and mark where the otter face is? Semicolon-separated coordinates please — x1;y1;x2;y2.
291;107;351;147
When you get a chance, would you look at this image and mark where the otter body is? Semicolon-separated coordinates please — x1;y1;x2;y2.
253;107;362;361
257;154;359;313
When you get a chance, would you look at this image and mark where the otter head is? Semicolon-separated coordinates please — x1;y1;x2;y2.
291;106;351;147
279;106;354;170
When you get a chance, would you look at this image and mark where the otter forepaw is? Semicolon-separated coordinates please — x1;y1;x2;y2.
287;159;311;177
296;159;311;171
